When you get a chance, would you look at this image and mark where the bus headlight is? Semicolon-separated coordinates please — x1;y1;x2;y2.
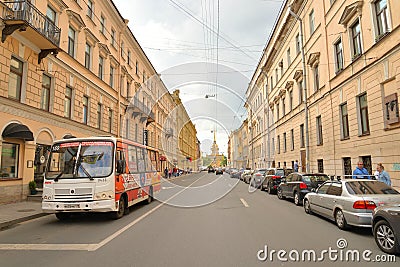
94;191;113;200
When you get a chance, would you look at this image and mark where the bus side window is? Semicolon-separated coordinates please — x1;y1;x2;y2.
116;150;127;174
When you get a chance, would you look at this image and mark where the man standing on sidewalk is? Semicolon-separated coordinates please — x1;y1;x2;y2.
352;161;370;179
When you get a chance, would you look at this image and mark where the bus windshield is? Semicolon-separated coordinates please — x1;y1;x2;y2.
46;141;114;180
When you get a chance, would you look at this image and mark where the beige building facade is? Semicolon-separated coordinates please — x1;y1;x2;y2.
0;0;195;204
228;119;248;169
246;0;400;188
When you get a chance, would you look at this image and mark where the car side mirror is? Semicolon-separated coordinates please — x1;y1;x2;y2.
116;160;126;174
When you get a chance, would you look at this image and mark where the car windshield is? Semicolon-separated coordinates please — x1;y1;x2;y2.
46;141;114;179
302;175;329;184
345;181;399;195
276;170;284;176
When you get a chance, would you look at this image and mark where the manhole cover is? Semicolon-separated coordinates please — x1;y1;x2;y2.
17;209;35;212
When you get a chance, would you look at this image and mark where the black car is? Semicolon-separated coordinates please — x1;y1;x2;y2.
261;168;293;194
208;167;215;173
215;168;223;175
277;173;329;205
372;204;400;255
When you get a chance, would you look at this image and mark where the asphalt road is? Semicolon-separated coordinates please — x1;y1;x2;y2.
0;172;398;267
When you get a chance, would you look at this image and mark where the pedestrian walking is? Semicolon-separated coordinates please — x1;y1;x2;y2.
376;163;391;186
294;160;299;172
164;167;169;179
352;161;370;179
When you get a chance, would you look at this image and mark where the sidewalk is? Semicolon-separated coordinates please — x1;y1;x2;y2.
0;201;48;230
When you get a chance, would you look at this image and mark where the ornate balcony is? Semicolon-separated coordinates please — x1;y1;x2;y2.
1;1;61;63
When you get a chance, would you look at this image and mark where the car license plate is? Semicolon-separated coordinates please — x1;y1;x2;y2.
64;204;79;209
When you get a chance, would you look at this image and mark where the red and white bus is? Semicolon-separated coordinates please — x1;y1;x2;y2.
42;136;161;220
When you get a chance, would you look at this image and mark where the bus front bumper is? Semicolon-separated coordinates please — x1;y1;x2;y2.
42;199;116;213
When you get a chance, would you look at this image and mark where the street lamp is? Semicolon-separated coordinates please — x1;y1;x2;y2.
288;5;310;173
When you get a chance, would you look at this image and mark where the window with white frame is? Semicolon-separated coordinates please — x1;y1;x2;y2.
87;0;93;19
97;103;102;129
100;15;105;34
83;96;89;125
64;86;72;119
374;0;390;38
41;74;51;111
340;102;350;139
313;64;319;91
8;56;23;101
68;27;76;57
85;42;91;69
111;29;116;47
334;38;344;72
357;93;370;135
296;33;301;54
350;19;362;58
98;56;104;80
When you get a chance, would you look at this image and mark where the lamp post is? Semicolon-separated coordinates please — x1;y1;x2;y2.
288;6;310;173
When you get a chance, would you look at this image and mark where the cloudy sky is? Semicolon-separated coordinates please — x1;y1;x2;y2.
113;0;283;155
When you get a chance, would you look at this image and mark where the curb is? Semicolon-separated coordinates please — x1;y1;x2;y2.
0;213;50;231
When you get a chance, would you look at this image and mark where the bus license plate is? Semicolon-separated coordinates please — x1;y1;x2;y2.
64;204;79;209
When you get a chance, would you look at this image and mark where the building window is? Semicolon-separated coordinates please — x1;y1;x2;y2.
289;90;293;111
296;33;301;55
83;96;89;124
98;56;104;80
8;57;23;101
374;0;389;38
313;65;319;91
309;9;315;34
109;65;114;88
125;119;130;139
343;157;352;176
111;29;116;47
287;48;291;66
64;86;72;119
317;159;324;173
0;143;19;179
136;60;139;75
290;129;294;150
282;97;286;116
358;93;370;135
68;27;75;57
316;115;323;145
340;102;350;139
279;60;283;76
384;93;400;125
270;76;274;88
87;0;93;19
121;41;125;59
350;19;362;58
276;103;280;120
100;15;105;34
127;50;131;65
41;74;51;111
298;81;303;104
334;38;344;72
300;124;305;148
283;132;287;152
275;68;278;83
97;103;102;129
277;135;280;154
108;109;113;133
85;43;91;69
143;70;146;83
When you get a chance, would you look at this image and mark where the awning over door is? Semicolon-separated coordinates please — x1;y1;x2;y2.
2;123;34;141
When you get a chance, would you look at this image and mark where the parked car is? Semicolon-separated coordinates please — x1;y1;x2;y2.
241;170;253;183
262;168;293;194
229;168;239;178
278;173;329;206
304;179;400;230
372;204;400;255
250;169;268;188
208;166;215;173
216;168;223;175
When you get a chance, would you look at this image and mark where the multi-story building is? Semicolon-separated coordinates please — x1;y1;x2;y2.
0;0;193;204
171;90;199;171
246;0;400;188
228;119;248;169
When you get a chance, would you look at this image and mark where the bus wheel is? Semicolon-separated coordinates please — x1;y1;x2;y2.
146;186;153;204
55;212;71;221
111;196;126;219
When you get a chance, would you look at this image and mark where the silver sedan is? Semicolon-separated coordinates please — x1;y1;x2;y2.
303;179;400;230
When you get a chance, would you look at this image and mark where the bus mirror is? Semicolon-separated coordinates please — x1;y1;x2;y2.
117;160;126;174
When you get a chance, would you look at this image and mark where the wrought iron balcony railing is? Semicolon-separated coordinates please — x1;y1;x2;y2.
1;1;61;50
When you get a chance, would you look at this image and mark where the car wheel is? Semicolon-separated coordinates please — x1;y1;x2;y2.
145;186;153;205
294;192;301;206
374;220;398;255
266;183;270;194
111;196;126;219
335;209;348;230
304;199;313;215
277;188;285;200
55;212;71;221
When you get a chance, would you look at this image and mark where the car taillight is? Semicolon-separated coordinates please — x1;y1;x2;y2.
353;200;376;210
299;182;308;189
272;176;280;179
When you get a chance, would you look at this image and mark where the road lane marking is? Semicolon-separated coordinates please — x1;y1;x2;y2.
161;186;175;189
240;198;249;208
0;175;205;252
